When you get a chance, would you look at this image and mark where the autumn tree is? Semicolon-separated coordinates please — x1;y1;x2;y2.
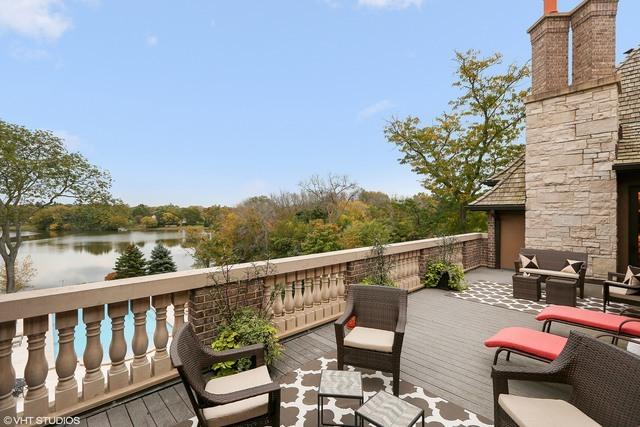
0;120;111;293
385;50;529;232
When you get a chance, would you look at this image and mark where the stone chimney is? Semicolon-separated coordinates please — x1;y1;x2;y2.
570;0;618;85
528;1;571;95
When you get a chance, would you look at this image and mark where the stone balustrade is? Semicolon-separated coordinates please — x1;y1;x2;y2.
0;233;486;424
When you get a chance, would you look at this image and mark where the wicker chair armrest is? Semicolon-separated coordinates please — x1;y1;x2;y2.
335;302;355;327
491;363;567;384
608;272;626;281
604;280;638;290
514;260;522;273
202;343;266;366
200;380;281;406
620;308;640;318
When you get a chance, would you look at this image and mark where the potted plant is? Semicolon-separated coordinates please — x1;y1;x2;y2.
423;235;467;291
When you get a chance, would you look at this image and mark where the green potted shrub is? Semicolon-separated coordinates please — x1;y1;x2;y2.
423;235;467;291
210;307;282;377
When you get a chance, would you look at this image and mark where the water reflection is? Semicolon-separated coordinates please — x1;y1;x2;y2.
18;230;194;289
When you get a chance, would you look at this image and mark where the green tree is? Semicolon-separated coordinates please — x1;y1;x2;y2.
180;206;203;226
301;220;341;254
147;243;177;274
0;120;111;293
385;50;529;232
114;244;147;278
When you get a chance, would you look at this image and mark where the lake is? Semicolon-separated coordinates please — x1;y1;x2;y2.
16;230;196;289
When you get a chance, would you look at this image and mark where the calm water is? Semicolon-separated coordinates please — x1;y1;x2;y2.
18;230;195;289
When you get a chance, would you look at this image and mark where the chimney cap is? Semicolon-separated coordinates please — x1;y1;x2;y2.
544;0;558;14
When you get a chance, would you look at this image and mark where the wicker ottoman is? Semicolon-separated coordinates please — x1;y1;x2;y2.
512;274;542;301
546;277;577;307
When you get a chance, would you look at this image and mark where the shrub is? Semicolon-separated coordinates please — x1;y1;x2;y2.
424;261;467;291
361;239;395;287
211;308;281;377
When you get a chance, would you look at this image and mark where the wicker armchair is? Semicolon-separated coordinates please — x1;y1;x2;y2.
492;331;640;427
335;284;408;396
603;271;640;311
169;323;281;427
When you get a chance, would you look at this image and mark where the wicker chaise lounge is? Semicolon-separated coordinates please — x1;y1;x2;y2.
492;331;640;427
170;323;281;427
335;284;408;396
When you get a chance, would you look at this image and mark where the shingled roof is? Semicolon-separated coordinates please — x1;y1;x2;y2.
615;47;640;167
468;155;525;210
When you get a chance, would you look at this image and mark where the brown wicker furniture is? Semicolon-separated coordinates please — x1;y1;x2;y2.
317;370;363;427
335;284;407;396
492;331;640;427
511;273;541;301
356;391;424;427
545;277;577;306
169;323;281;427
515;248;587;298
603;271;640;312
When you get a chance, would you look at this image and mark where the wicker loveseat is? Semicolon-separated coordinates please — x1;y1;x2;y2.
492;331;640;427
170;323;281;427
335;284;408;396
515;248;588;298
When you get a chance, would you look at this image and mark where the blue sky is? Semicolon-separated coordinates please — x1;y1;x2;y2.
1;0;638;206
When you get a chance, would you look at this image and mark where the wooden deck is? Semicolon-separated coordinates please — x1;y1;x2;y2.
72;268;575;427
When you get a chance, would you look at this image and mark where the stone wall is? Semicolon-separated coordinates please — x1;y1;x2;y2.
524;80;619;277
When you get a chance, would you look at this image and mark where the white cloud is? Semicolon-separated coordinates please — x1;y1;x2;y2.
146;34;158;47
0;0;72;40
357;0;422;9
9;43;51;60
357;99;394;120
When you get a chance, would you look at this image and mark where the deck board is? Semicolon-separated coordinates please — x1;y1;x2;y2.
73;269;580;426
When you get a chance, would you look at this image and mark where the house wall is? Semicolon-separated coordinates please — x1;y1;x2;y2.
524;80;619;278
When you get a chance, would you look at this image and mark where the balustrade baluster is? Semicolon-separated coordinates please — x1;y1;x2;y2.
321;275;330;302
107;302;128;392
55;310;78;410
83;305;104;400
293;279;304;311
0;321;16;424
283;277;294;314
152;294;171;376
303;270;315;324
130;298;151;383
270;276;285;333
312;275;323;321
172;292;189;331
23;315;49;417
337;272;346;311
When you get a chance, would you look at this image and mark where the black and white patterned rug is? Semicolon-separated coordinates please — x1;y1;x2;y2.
278;355;493;427
450;280;629;315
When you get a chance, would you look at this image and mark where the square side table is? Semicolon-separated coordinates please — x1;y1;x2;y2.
318;370;363;427
356;391;424;427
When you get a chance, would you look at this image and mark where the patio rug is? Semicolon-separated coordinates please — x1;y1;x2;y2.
450;279;629;315
277;355;492;427
180;355;493;427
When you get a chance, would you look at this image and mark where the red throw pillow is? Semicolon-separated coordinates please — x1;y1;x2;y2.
346;316;357;329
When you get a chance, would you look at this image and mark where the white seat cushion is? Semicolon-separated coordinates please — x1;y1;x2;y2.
520;267;579;280
498;395;601;427
203;365;271;427
343;326;395;353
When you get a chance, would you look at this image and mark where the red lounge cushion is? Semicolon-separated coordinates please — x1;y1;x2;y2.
484;327;567;361
536;306;640;336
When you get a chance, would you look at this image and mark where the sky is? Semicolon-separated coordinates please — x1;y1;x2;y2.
1;0;638;207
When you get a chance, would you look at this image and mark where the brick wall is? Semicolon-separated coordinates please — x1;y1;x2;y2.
529;14;570;95
524;81;619;278
189;280;264;344
487;211;497;268
571;0;618;86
